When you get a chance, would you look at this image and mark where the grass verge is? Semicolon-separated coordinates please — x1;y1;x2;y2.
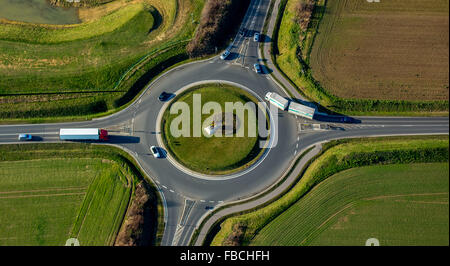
0;0;205;122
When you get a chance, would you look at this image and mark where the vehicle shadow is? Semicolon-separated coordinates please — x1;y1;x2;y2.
289;97;361;124
260;34;272;43
159;93;176;102
157;147;168;159
225;52;240;61
108;135;141;144
313;113;361;124
260;64;273;75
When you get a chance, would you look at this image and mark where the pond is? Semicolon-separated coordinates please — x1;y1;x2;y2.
0;0;80;25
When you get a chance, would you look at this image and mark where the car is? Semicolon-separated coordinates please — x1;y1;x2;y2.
205;206;214;210
253;63;262;74
159;92;174;102
220;50;230;60
18;134;32;141
150;146;161;158
239;28;246;37
253;32;260;42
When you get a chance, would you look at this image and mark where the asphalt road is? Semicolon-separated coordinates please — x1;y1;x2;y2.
0;0;448;246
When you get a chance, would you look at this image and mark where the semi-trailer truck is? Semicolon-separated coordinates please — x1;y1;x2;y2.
265;92;316;120
288;101;315;120
59;128;108;141
265;92;289;111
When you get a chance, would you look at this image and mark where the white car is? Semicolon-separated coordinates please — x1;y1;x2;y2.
253;63;262;74
254;32;260;42
18;134;32;141
220;50;230;60
150;146;161;158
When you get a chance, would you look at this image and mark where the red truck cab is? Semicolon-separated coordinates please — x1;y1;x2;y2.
100;129;109;141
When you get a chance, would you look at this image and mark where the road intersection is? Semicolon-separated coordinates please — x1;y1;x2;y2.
0;0;448;246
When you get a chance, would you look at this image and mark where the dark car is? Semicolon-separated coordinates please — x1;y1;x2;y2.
159;92;174;102
205;206;214;210
239;28;247;37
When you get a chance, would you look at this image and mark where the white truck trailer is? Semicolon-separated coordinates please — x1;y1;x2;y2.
265;92;289;111
59;128;108;141
288;101;315;120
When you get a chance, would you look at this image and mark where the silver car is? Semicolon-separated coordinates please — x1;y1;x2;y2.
253;63;262;74
18;134;32;141
220;50;231;60
254;32;260;42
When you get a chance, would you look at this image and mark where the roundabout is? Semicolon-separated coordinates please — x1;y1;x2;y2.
155;81;274;180
0;0;447;248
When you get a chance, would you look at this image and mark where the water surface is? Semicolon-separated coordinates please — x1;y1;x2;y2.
0;0;80;25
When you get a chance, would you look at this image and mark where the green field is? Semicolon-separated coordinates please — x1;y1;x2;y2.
210;136;449;246
251;163;449;246
0;158;130;246
0;143;162;246
0;0;204;122
162;84;264;175
274;0;448;115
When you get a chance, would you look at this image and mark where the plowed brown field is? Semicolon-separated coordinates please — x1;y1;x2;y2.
310;0;449;101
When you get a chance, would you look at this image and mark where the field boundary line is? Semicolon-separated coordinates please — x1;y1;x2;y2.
0;186;87;195
365;192;449;201
0;192;85;199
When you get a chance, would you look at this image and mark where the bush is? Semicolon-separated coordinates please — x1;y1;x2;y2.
187;0;250;57
293;0;315;32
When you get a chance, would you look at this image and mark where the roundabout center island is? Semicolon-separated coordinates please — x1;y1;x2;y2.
160;83;269;176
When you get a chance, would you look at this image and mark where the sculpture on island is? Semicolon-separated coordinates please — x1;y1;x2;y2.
203;113;240;137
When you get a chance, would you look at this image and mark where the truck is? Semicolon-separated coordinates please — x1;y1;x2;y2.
288;101;315;120
265;92;289;111
59;128;108;141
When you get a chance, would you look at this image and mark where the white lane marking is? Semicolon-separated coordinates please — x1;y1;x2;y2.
172;225;184;246
169;189;175;193
200;200;206;202
0;132;58;136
